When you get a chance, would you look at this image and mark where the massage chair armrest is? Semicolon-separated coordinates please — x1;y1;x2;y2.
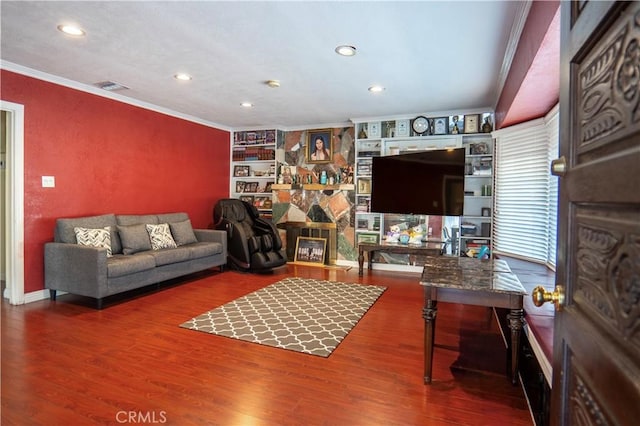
253;218;283;251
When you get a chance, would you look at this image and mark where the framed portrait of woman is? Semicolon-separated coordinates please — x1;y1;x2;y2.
307;129;333;164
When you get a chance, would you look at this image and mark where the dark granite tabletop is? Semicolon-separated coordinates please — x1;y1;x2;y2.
420;256;527;295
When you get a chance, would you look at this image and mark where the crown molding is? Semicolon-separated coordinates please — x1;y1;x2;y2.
494;1;533;110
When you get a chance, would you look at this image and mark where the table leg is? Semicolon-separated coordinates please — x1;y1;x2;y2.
507;308;524;386
368;250;374;271
422;299;438;384
358;248;364;276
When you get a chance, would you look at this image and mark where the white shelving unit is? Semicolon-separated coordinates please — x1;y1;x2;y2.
352;116;495;257
230;129;282;217
460;133;494;257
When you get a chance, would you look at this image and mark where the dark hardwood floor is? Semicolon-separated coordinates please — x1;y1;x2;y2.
1;265;532;425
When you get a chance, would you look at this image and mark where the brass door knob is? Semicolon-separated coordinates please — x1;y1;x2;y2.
532;285;565;311
551;156;567;176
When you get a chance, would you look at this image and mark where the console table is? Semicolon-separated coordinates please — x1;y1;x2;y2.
419;257;526;385
358;241;443;276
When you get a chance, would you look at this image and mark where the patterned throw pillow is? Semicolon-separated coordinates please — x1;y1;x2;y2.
74;226;113;257
146;223;177;250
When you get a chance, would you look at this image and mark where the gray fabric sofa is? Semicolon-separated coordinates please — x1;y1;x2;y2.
44;212;227;308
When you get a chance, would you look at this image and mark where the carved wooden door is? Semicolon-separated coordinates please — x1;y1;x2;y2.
553;1;640;424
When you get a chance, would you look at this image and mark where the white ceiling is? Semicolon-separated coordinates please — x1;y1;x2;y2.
1;1;525;130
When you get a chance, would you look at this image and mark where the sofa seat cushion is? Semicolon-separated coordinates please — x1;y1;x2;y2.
107;254;156;278
186;242;223;259
147;247;191;266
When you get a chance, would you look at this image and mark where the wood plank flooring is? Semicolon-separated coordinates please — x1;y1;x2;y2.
1;265;532;425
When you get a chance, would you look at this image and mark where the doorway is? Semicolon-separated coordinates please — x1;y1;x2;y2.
1;100;25;305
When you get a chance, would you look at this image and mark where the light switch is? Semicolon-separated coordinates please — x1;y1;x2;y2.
42;176;55;188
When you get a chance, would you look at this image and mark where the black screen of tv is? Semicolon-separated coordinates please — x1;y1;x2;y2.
370;148;465;216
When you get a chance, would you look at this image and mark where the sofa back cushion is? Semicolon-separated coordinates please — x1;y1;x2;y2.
117;224;152;255
55;214;123;254
116;214;159;226
157;212;189;224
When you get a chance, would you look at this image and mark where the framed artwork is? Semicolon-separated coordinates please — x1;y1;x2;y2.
239;195;254;204
470;142;489;155
356;232;380;245
307;129;333;163
481;207;491;217
357;178;371;194
294;236;327;266
464;114;480;133
233;165;250;177
432;117;449;135
253;196;269;208
235;181;246;193
244;182;259;193
395;119;410;137
368;121;381;138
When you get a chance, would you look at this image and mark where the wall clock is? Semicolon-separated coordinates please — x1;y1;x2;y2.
412;116;429;135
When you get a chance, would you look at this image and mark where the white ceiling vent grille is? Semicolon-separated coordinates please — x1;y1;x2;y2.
94;81;128;91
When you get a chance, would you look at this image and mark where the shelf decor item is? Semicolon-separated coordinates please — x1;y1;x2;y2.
481;207;491;217
482;116;493;133
368;121;381;138
395;119;410;137
464;114;480;133
233;165;250;177
433;117;449;135
470;142;489;155
239;195;254;204
356;232;380;244
411;116;430;135
307;129;333;163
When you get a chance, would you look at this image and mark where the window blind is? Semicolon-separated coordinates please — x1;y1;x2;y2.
493;110;558;265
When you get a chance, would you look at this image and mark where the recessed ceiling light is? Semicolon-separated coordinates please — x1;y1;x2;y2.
174;73;192;81
57;24;85;36
368;85;385;93
240;102;253;108
335;45;356;56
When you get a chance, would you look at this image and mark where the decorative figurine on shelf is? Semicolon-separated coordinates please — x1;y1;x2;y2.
482;116;493;133
409;224;426;244
386;225;401;243
451;116;460;134
358;127;368;139
399;232;410;245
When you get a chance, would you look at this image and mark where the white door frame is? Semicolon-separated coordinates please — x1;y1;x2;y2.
2;100;25;305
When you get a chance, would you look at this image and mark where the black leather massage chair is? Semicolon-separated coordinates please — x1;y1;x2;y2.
213;198;287;271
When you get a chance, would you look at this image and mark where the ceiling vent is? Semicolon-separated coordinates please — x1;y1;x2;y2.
94;81;128;91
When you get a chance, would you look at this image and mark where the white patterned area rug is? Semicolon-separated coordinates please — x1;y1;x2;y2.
180;277;386;357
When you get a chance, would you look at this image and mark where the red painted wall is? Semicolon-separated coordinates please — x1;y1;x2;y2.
1;70;230;293
494;0;559;129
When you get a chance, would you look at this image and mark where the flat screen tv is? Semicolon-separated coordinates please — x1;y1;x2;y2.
370;148;465;216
